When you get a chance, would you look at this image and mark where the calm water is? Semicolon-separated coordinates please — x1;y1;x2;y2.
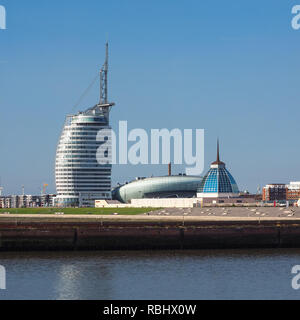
0;249;300;300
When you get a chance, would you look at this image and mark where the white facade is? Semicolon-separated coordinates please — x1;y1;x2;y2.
265;184;287;189
95;200;131;208
95;198;198;208
131;198;198;208
197;192;239;198
55;44;114;208
55;109;112;207
288;182;300;190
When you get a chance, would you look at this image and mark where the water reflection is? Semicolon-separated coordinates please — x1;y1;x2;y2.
55;260;113;300
0;249;299;299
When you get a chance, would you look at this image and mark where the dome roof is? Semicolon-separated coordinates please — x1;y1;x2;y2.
197;140;239;194
197;167;239;194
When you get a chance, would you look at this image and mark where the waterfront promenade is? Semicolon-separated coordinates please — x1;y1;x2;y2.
147;206;300;218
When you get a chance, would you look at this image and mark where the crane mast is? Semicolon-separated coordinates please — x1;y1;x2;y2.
100;42;109;105
97;43;115;119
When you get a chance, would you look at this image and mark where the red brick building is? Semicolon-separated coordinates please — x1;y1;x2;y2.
262;184;287;201
262;182;300;202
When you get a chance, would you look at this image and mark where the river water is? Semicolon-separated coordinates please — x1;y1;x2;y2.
0;249;300;300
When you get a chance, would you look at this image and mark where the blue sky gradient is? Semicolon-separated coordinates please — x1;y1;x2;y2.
0;0;299;195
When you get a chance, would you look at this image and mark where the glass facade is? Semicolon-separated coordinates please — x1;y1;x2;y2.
113;176;204;203
198;167;239;194
55;107;112;207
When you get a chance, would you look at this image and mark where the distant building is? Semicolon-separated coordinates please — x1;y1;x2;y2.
197;141;239;199
10;195;19;208
41;194;56;207
0;197;5;208
18;195;27;208
4;197;11;208
262;182;300;202
286;182;300;201
0;194;57;208
14;195;41;208
26;195;41;207
262;184;287;201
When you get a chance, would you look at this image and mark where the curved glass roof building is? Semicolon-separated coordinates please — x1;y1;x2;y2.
55;44;114;207
197;141;239;198
112;175;203;203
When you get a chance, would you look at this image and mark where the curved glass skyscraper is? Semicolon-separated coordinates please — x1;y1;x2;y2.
55;44;115;207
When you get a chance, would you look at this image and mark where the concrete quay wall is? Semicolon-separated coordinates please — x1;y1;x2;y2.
0;215;300;251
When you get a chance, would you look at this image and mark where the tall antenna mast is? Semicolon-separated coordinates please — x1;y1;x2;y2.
96;42;115;119
100;42;109;104
82;43;114;116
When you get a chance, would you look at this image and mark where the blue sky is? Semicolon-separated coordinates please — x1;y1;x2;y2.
0;0;299;195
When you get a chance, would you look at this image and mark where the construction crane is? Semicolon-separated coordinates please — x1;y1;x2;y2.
0;177;3;197
42;183;48;195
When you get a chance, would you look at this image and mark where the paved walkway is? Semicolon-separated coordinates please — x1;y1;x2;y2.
0;209;300;223
146;207;300;218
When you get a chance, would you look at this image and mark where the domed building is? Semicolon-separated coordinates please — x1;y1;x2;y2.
197;141;239;198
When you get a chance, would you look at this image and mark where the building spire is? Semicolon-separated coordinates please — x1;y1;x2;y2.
217;138;220;163
211;138;225;166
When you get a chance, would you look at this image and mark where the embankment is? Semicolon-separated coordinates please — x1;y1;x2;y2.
0;215;299;251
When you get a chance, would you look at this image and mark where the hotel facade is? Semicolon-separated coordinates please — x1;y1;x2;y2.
55;44;114;207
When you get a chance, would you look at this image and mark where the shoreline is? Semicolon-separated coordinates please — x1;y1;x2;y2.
0;214;300;251
0;213;300;221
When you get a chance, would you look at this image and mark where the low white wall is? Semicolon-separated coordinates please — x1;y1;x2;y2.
95;200;132;208
131;198;198;208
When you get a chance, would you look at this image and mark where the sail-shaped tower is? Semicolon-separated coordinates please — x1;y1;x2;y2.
55;44;115;207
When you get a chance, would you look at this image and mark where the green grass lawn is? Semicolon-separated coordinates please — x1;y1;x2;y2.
0;207;157;215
